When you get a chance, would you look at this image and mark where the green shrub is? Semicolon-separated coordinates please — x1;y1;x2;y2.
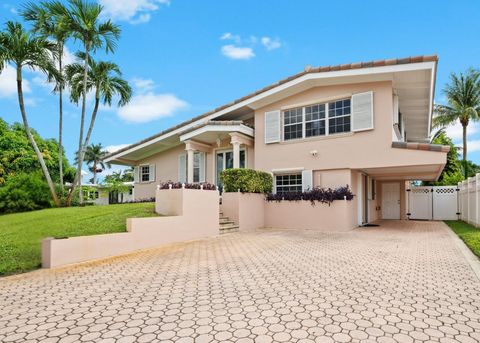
220;168;273;193
0;173;52;214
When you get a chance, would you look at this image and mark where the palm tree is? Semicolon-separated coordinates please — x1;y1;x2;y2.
53;0;120;204
84;143;109;184
0;22;61;206
66;52;132;150
434;69;480;177
22;1;72;192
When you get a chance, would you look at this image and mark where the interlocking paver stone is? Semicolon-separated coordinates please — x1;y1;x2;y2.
1;220;480;342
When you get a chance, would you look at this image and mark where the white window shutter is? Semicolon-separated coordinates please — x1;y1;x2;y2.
199;152;205;182
302;170;313;192
149;164;156;182
264;110;281;144
178;154;186;183
393;94;399;124
352;91;374;132
133;166;139;183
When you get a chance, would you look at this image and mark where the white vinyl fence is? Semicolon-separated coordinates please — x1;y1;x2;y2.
458;174;480;226
407;185;459;221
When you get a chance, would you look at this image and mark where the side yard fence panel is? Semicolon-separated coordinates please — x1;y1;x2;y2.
458;174;480;226
407;185;458;221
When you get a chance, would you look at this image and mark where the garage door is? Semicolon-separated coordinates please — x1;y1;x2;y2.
407;186;459;220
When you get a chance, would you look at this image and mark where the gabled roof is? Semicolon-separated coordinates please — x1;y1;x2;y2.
105;55;438;163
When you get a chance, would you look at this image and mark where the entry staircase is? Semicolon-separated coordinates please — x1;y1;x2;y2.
219;211;239;234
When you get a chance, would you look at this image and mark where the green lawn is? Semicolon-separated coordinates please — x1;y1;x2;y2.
445;220;480;257
0;203;157;276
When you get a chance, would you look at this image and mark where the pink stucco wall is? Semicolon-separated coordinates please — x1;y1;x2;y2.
264;200;356;231
221;192;265;231
221;192;357;232
42;189;219;268
254;81;446;173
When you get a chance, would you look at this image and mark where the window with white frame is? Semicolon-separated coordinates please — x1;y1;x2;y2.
140;165;150;182
283;98;351;140
283;107;303;140
275;173;302;194
193;152;201;183
328;98;351;134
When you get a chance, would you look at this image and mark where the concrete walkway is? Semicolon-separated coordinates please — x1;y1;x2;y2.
1;220;480;343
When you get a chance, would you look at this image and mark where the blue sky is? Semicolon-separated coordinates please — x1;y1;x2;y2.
1;0;480;180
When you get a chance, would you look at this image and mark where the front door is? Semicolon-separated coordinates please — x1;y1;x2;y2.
216;150;245;190
382;182;401;219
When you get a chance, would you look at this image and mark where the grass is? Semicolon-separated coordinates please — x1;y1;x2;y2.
444;220;480;257
0;203;157;276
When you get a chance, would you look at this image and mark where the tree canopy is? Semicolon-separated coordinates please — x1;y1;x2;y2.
0;118;74;186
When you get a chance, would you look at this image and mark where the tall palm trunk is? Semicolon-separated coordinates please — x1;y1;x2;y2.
16;66;60;206
83;92;100;152
58;43;64;193
92;161;97;185
76;42;90;204
463;124;468;178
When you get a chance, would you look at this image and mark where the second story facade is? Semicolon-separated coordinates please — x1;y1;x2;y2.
105;55;448;205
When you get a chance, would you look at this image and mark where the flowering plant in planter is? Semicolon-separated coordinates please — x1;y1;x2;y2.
158;181;217;190
266;185;354;206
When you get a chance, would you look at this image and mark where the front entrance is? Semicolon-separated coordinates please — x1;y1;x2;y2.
216;150;245;190
382;182;401;219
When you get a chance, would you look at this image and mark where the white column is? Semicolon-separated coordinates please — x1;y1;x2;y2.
232;141;241;169
187;148;194;183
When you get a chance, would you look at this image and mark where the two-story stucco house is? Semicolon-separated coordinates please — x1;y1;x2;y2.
105;55;448;227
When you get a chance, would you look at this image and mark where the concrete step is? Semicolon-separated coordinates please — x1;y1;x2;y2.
219;224;239;234
219;218;234;224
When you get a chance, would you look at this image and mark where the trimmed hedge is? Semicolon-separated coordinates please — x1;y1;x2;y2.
266;186;354;206
220;168;273;193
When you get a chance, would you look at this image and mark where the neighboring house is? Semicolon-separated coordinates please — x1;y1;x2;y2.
105;55;448;225
83;182;135;205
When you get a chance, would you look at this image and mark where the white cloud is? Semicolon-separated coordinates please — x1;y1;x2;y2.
0;65;31;98
261;36;281;50
105;144;131;153
219;33;282;60
445;122;480;143
132;77;155;93
99;0;169;24
220;32;241;44
221;45;255;60
118;92;187;123
468;140;480;153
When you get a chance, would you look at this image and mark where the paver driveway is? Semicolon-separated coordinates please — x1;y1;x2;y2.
1;220;480;343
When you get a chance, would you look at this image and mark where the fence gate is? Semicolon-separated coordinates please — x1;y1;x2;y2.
407;186;459;220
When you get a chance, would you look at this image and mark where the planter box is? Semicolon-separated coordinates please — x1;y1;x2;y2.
42;188;219;268
265;199;355;231
221;192;356;232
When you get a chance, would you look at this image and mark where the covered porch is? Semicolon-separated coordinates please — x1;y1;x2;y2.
179;121;254;185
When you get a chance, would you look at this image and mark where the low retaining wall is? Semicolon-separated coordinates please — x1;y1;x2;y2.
42;188;219;268
221;192;356;232
222;193;265;231
264;199;355;231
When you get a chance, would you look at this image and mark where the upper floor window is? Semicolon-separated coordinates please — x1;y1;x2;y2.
328;99;351;134
284;107;303;140
283;98;351;141
140;165;150;182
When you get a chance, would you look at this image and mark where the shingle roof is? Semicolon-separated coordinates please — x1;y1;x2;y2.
106;55;438;160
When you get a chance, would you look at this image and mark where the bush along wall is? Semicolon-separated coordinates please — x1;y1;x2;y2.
266;186;354;206
158;181;217;190
220;169;273;193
